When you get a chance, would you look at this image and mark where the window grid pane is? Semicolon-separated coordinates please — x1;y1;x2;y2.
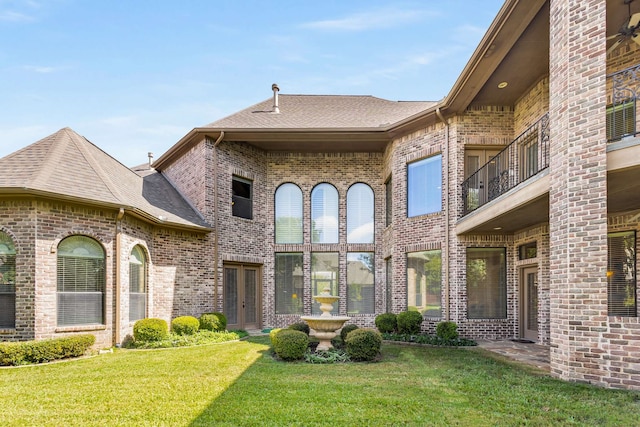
347;184;374;244
275;253;304;314
129;246;146;321
466;248;506;319
407;155;442;217
311;184;339;244
0;232;16;328
275;183;303;244
608;231;637;317
407;250;442;317
347;252;375;314
311;253;339;315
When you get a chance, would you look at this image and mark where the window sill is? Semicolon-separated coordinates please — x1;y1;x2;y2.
56;324;107;333
0;328;16;334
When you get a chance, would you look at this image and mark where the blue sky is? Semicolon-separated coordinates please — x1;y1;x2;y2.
0;0;503;167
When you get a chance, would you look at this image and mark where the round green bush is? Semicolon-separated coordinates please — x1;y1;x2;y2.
199;312;227;332
396;310;423;334
374;313;397;333
345;328;382;362
340;324;359;342
171;316;200;336
273;329;309;361
133;318;168;342
288;322;310;335
436;321;459;341
269;328;283;346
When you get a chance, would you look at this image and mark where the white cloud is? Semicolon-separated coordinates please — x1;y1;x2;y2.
0;10;33;21
22;65;62;73
300;8;434;32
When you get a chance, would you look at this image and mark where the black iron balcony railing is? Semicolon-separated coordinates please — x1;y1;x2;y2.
462;113;550;216
607;63;639;142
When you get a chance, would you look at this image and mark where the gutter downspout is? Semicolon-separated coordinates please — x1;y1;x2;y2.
115;207;125;346
212;132;225;311
435;108;450;321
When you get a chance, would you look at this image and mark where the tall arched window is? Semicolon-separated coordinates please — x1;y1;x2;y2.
0;232;16;328
57;236;105;326
129;245;147;321
347;183;374;244
311;183;339;244
275;183;303;244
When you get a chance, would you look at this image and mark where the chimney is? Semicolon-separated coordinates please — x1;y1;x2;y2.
148;152;153;169
272;83;280;113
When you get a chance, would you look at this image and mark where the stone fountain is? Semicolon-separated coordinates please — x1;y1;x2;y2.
301;287;350;351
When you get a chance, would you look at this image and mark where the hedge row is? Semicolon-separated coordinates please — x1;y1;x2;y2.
0;334;95;366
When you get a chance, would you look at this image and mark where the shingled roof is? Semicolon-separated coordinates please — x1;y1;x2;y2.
0;128;210;231
207;95;436;130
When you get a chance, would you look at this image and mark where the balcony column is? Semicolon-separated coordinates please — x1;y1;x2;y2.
548;0;608;384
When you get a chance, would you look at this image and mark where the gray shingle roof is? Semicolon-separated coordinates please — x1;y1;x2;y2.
206;95;436;129
0;128;210;230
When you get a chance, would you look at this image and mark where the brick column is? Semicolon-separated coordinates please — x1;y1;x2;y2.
548;0;609;384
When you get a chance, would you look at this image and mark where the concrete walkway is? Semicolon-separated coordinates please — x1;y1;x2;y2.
476;340;550;371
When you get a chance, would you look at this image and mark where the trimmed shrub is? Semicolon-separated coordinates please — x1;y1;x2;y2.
0;334;95;366
345;328;382;362
288;322;310;335
273;329;309;361
199;312;227;332
269;328;283;347
396;310;423;334
340;324;359;342
436;321;459;341
133;318;168;342
374;313;397;333
171;316;200;336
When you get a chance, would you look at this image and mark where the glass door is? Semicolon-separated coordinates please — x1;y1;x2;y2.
521;266;539;342
223;264;261;330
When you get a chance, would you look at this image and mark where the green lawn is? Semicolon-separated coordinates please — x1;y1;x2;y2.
1;337;639;426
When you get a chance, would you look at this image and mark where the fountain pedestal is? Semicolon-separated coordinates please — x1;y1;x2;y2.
300;288;350;351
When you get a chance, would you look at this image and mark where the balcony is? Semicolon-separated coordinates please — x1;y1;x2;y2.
462;113;550;216
607;63;639;142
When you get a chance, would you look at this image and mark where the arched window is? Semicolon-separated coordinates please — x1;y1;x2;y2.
311;183;339;244
275;183;303;244
347;183;374;244
129;245;147;321
0;232;16;328
57;236;105;326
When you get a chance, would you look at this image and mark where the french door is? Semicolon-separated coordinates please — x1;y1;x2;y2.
223;264;261;330
520;266;539;342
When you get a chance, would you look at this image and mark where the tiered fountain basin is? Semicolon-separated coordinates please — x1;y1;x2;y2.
300;291;350;351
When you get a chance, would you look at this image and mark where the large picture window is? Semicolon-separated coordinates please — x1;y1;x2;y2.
311;253;339;315
275;253;303;314
347;183;374;244
129;245;147;322
407;250;442;317
275;183;303;244
57;236;105;326
608;231;637;317
311;183;339;244
407;154;442;217
0;232;16;328
466;248;506;319
347;252;374;314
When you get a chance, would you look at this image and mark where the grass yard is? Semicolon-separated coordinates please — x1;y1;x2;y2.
1;336;639;426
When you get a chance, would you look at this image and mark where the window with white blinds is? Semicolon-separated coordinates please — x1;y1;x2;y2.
0;232;16;328
129;245;147;322
57;236;105;326
608;231;637;317
311;183;339;244
347;183;374;244
347;252;375;314
275;183;303;244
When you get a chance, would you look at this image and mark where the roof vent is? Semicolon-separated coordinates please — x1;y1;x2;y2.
148;152;153;169
272;83;280;114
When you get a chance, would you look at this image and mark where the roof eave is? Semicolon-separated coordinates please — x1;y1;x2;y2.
0;188;212;233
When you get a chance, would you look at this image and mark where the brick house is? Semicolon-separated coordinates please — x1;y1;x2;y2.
1;0;640;389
